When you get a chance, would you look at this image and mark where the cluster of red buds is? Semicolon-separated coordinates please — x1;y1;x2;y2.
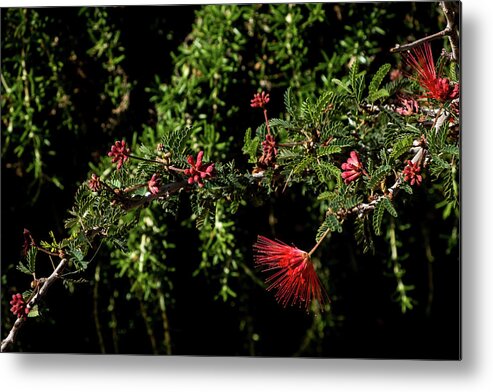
88;174;102;192
108;140;130;170
258;134;278;168
10;293;30;319
184;151;215;188
403;160;422;186
147;174;160;194
250;91;270;109
395;96;419;116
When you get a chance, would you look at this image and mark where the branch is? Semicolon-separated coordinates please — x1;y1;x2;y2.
1;258;68;352
343;147;425;218
117;180;189;210
390;2;460;61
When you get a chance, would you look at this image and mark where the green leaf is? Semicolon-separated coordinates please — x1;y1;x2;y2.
442;144;460;156
317;145;342;157
26;246;37;274
400;182;413;195
331;78;352;94
349;60;359;90
367;165;391;190
389;136;414;162
316;214;342;242
284;88;296;118
17;261;33;276
372;201;385;236
355;216;374;254
317;191;338;201
354;74;366;103
368;63;391;97
382;197;398;217
27;305;39;318
242;127;260;164
368;88;389;103
342;195;363;209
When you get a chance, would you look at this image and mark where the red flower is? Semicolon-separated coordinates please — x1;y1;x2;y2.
253;235;326;310
250;91;270;109
403;160;422;186
403;42;459;102
108;140;130;170
341;151;366;184
148;174;160;195
88;174;102;192
258;134;278;168
184;151;215;188
395;96;419;116
10;293;30;319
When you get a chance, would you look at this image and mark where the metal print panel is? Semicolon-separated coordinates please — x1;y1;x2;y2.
1;2;460;358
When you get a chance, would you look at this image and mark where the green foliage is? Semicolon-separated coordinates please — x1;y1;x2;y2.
1;8;129;199
17;247;37;276
368;63;391;103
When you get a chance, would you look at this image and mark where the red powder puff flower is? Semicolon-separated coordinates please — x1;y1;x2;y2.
250;91;270;109
108;140;130;170
148;174;160;195
403;42;459;102
403;160;422;186
253;236;326;310
341;151;366;184
88;174;102;192
184;151;215;188
10;293;30;319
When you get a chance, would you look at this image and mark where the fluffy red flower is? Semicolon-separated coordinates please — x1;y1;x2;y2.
184;151;215;188
148;174;160;195
108;140;130;170
250;91;270;109
403;42;459;102
403;160;422;186
10;293;30;319
341;151;366;184
253;235;326;310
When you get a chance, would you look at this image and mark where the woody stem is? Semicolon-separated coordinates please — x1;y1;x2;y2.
263;108;271;136
168;165;186;173
308;225;332;257
125;154;162;165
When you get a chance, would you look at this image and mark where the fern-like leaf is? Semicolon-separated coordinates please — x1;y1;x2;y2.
372;200;385;236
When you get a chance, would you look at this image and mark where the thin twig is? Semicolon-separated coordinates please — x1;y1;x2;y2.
390;2;459;62
1;258;68;352
118;181;189;210
390;29;450;54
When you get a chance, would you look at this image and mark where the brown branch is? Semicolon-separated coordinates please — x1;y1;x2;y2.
390;2;460;62
440;1;460;61
1;258;68;352
390;29;450;54
118;180;189;210
342;147;425;219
